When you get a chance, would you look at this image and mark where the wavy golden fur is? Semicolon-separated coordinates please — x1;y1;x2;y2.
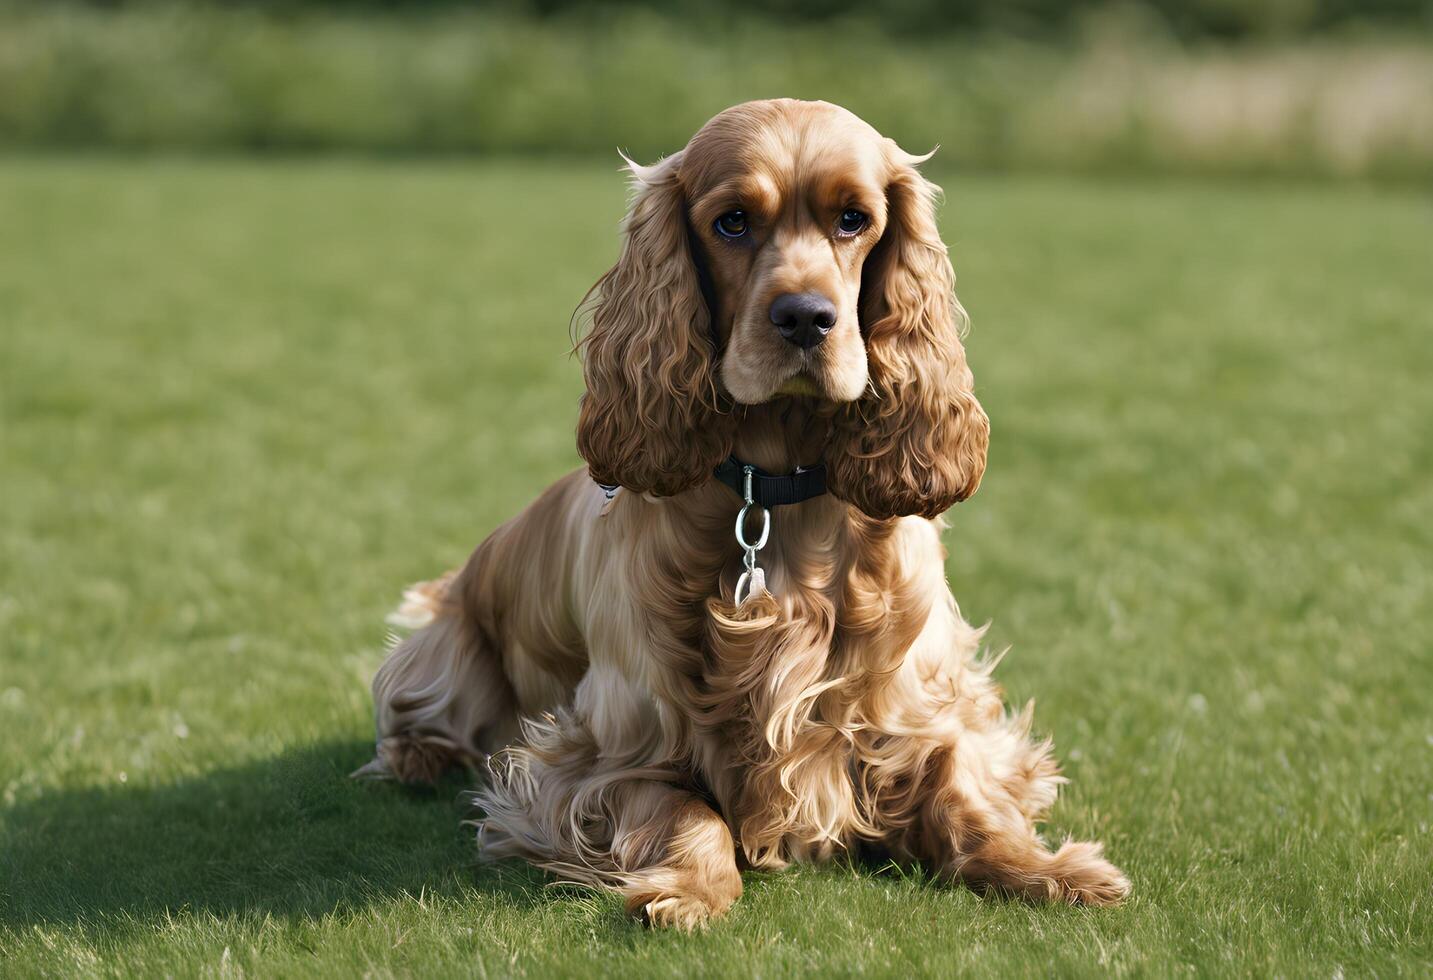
363;99;1128;928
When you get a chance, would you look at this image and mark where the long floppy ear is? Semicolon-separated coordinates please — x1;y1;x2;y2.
826;149;990;520
576;151;735;496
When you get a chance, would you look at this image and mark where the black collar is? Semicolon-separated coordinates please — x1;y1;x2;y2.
713;455;827;508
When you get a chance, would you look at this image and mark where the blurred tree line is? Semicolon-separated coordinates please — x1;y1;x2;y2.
3;1;1430;175
51;0;1433;40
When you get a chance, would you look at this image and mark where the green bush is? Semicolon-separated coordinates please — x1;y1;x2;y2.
44;0;1433;40
1;3;1431;178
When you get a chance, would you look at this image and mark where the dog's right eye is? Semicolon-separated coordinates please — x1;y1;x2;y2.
715;211;748;239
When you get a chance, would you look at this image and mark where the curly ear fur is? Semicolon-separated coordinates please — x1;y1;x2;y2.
826;152;990;520
576;152;736;496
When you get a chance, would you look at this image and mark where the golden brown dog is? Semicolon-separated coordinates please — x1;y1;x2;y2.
362;99;1129;928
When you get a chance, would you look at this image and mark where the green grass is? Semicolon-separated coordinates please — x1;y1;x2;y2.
1;157;1430;976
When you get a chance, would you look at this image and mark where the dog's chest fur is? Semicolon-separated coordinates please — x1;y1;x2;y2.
653;500;937;865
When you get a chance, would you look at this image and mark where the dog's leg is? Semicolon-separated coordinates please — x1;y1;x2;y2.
863;715;1129;905
942;829;1130;907
612;782;744;929
858;572;1130;905
477;670;742;929
361;610;519;783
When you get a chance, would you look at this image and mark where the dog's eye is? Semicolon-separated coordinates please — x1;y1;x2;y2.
837;209;868;236
715;211;748;239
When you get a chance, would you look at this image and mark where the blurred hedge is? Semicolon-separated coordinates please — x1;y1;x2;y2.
52;0;1433;40
2;3;1432;178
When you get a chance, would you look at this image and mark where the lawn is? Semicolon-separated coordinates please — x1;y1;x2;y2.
1;157;1430;976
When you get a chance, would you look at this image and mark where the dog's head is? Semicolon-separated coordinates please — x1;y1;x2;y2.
577;99;988;519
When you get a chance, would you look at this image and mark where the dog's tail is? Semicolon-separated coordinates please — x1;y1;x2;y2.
384;569;460;631
353;566;470;781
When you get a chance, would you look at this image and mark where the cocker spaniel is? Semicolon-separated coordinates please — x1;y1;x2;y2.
360;99;1129;927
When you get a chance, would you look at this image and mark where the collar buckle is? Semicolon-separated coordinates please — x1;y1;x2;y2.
713;455;827;509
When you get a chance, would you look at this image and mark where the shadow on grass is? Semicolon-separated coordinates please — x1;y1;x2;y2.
0;739;551;926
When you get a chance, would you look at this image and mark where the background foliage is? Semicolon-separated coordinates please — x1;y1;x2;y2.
49;0;1433;39
2;1;1431;177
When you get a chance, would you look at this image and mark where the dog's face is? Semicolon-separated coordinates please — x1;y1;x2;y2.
577;99;989;519
680;104;890;405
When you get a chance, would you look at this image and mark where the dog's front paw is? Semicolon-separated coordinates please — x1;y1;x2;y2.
1048;840;1131;906
631;892;723;931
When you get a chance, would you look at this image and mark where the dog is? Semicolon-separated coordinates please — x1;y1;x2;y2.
359;99;1129;928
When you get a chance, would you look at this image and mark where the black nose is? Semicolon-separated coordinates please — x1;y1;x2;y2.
769;292;837;349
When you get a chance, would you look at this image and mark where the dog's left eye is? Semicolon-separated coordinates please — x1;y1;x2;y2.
837;209;868;236
715;211;748;239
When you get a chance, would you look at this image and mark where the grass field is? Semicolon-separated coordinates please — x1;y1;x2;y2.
1;158;1431;976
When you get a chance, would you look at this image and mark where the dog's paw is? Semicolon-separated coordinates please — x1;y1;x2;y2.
633;893;721;931
1048;840;1131;906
